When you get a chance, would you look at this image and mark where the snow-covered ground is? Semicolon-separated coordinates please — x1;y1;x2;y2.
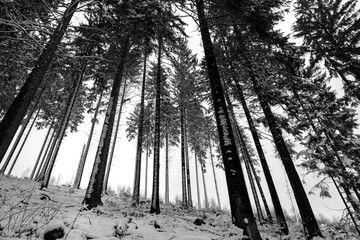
0;175;358;240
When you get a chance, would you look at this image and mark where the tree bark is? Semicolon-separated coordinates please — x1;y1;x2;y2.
133;52;148;205
0;0;80;163
150;36;162;214
195;1;261;237
83;38;130;209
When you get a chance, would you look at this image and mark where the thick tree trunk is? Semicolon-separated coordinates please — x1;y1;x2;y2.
0;0;80;163
209;139;221;209
180;107;188;206
133;52;148;205
7;108;40;176
150;36;162;214
41;60;87;189
30;123;53;180
83;39;130;209
104;81;127;194
195;1;261;237
194;149;201;209
73;90;103;189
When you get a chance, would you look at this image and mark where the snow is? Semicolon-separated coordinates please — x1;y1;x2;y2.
0;174;359;240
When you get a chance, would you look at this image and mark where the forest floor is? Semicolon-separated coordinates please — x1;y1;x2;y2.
0;174;358;240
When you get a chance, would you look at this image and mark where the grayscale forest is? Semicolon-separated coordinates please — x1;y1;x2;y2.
0;0;359;239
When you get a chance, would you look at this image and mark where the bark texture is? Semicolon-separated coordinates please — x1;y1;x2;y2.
195;1;261;237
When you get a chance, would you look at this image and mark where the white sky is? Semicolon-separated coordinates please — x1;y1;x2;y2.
1;1;357;223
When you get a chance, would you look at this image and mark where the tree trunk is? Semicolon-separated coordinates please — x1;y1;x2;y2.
150;36;162;214
222;34;287;233
41;59;87;189
165;129;169;204
200;159;209;210
145;143;149;200
73;144;86;187
180;107;188;206
83;38;130;209
209;138;221;209
250;66;322;239
184;110;193;207
7;108;41;176
73;90;103;189
104;80;127;194
0;0;80;163
195;1;261;237
195;149;201;209
133;52;148;205
30;123;53;180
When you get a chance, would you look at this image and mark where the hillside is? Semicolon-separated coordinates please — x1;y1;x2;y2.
0;175;358;240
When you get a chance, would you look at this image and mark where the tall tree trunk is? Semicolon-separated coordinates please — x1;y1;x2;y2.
133;52;148;205
145;143;149;200
222;34;287;233
249;63;322;239
165;129;169;204
0;0;80;163
7;108;41;175
150;36;162;214
41;60;87;189
104;80;127;194
30;123;53;180
209;138;221;209
184;110;193;207
180;107;188;206
73;90;103;189
195;1;261;237
83;38;130;209
200;159;209;210
195;149;201;209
